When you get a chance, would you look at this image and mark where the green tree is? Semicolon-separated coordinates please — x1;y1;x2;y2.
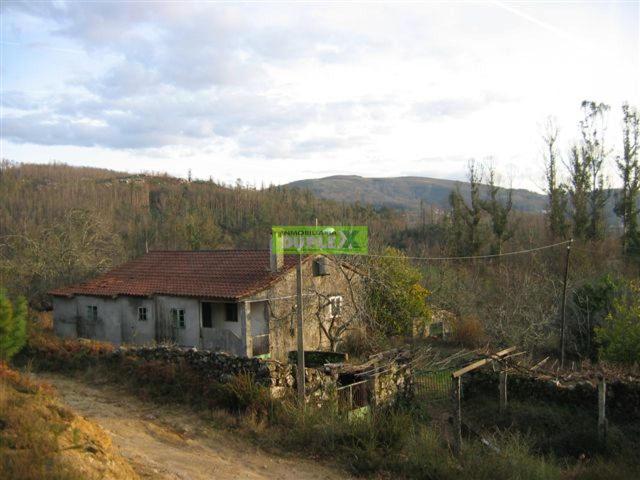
567;145;590;239
0;289;27;362
448;161;484;255
614;103;640;257
595;282;640;364
480;167;514;255
571;274;621;360
364;247;431;336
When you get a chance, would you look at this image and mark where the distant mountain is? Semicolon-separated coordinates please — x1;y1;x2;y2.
287;175;548;214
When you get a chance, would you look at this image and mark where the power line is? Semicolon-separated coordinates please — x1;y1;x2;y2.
363;239;572;262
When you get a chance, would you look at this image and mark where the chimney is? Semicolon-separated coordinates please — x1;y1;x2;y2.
270;234;284;272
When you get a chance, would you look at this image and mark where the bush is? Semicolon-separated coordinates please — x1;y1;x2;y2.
570;274;623;360
339;327;388;359
451;315;486;348
595;282;640;364
364;247;431;336
0;288;28;362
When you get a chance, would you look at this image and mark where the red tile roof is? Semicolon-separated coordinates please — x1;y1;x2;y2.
49;250;304;300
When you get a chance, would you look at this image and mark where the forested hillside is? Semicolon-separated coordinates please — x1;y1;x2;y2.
0;161;405;306
288;174;548;214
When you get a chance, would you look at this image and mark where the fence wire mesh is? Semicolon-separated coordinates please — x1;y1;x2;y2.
413;369;453;402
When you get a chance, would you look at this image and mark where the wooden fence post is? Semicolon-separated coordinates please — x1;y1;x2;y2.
598;376;607;443
452;375;462;455
499;370;508;413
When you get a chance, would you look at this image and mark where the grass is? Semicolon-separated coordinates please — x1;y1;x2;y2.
0;363;138;480
463;396;640;479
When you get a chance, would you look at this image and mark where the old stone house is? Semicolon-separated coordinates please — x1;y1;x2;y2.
50;249;362;361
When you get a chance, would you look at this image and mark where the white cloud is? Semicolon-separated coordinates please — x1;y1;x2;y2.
1;1;638;190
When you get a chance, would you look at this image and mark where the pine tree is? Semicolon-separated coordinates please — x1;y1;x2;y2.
0;289;28;362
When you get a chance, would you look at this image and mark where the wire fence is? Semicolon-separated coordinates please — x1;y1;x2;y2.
413;369;453;402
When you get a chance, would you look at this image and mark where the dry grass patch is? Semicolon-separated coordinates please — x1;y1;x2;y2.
0;363;138;480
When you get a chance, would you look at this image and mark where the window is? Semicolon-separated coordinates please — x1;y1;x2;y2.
202;302;213;328
313;257;329;276
87;305;98;321
138;307;148;321
329;296;342;317
225;303;238;322
171;308;185;329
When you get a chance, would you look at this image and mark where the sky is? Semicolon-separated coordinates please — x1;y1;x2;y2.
1;1;638;191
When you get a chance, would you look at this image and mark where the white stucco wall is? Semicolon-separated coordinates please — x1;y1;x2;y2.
155;295;200;347
74;295;122;344
52;297;79;339
200;301;245;355
53;295;155;345
119;297;155;344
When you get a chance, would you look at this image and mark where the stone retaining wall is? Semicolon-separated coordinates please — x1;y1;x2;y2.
464;370;640;421
112;345;412;407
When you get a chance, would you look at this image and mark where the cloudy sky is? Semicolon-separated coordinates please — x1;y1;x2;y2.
1;1;638;190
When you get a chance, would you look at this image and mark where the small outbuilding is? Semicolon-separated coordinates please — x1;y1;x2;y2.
49;249;361;361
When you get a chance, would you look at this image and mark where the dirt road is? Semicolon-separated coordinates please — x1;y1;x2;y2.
36;373;352;480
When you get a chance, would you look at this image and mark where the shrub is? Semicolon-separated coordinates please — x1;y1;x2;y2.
451;315;486;348
570;274;623;360
225;372;274;418
339;327;388;359
364;247;431;336
595;282;640;364
0;288;28;362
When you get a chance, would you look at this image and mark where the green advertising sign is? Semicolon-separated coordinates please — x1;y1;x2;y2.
272;226;368;255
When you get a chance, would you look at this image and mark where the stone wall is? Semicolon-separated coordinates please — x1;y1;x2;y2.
464;370;640;421
246;256;363;362
110;345;410;408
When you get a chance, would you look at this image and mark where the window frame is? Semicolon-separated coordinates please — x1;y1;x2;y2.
225;303;238;323
87;305;98;322
138;306;148;322
201;302;213;329
171;308;186;329
328;295;343;318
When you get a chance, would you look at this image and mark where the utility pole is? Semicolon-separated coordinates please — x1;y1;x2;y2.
560;239;573;369
296;253;305;406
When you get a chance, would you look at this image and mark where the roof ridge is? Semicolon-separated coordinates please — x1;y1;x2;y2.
49;249;310;300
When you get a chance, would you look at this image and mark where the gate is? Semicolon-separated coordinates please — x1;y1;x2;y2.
337;379;371;414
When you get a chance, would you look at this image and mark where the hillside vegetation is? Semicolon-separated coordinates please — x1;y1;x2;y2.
0;161;405;307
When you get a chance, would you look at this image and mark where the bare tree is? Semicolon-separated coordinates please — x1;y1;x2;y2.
542;118;569;239
614;103;640;256
580;100;611;240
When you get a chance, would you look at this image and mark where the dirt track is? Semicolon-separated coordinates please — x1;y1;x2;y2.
36;373;352;480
